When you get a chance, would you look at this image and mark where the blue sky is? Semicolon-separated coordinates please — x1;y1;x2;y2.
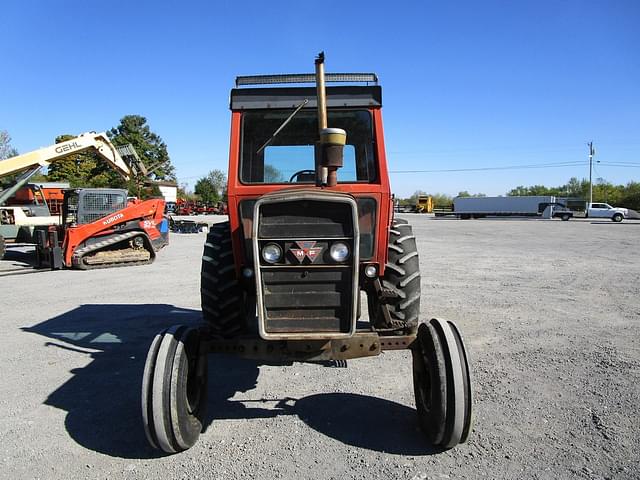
1;0;638;197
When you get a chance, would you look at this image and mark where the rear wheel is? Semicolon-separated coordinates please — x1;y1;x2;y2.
368;219;420;334
612;213;623;223
0;235;5;260
561;214;570;221
201;221;254;338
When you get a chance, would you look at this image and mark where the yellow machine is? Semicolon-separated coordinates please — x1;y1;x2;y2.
416;195;433;213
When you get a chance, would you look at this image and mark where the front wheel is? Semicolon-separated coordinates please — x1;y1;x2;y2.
142;325;208;453
612;213;623;222
561;214;570;221
412;318;473;449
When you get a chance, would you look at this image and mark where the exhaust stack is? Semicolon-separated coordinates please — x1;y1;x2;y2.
315;52;346;187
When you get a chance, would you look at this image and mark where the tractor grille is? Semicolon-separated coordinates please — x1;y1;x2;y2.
254;194;359;339
261;268;351;333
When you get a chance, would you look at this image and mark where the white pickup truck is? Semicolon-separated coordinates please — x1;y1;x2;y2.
586;202;628;222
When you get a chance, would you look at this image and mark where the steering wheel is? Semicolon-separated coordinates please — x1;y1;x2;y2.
288;169;316;183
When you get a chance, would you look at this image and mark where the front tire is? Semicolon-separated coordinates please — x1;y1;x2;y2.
142;326;208;453
612;213;623;223
201;221;253;338
412;318;473;449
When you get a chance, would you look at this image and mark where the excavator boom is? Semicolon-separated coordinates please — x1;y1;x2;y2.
0;132;131;181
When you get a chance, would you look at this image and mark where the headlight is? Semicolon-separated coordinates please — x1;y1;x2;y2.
261;243;282;263
329;242;350;262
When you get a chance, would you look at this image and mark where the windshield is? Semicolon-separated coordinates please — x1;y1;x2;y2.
240;109;377;184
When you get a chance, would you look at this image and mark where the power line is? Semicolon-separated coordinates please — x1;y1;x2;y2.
599;163;640;167
389;161;585;174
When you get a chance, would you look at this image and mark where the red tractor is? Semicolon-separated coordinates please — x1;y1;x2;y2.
142;54;473;453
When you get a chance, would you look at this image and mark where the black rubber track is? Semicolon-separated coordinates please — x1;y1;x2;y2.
200;221;253;338
368;218;421;334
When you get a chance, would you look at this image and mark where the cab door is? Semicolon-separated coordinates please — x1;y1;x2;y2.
588;203;608;218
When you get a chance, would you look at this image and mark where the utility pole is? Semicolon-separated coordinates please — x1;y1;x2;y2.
588;141;595;205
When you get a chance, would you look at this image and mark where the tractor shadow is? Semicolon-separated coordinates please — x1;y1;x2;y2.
24;304;435;458
22;304;212;459
1;245;37;267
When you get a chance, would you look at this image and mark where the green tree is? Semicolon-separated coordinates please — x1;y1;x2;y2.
431;193;454;207
407;190;428;205
195;169;227;203
47;134;104;187
619;181;640;210
458;191;486;198
264;164;284;183
108;115;176;182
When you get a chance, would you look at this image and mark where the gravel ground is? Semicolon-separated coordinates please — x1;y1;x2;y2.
0;215;638;480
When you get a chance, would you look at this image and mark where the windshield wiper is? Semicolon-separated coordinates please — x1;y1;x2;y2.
256;99;309;154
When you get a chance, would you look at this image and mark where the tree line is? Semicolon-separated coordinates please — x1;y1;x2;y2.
402;176;640;210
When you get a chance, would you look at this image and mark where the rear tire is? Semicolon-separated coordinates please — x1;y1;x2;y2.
561;214;570;221
0;235;5;260
201;221;253;338
368;219;420;334
612;213;623;223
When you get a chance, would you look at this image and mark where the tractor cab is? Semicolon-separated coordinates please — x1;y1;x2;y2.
225;67;394;339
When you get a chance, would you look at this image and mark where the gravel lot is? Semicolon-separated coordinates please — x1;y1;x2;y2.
1;215;638;480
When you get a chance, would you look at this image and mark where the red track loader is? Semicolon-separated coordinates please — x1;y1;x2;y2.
36;188;168;269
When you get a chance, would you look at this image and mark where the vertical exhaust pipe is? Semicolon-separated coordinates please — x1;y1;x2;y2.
315;52;328;132
315;52;346;187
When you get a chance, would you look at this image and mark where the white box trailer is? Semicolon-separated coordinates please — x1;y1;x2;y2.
452;196;572;219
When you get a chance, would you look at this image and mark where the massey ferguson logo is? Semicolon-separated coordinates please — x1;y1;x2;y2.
290;241;322;263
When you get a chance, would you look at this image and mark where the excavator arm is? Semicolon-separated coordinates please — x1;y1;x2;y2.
0;131;131;179
0;132;132;205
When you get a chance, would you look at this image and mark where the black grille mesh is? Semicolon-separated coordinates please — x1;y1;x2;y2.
257;198;356;335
